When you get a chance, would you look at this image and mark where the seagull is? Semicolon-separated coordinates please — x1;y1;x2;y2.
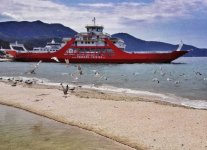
25;80;33;85
79;70;83;75
51;57;59;62
25;60;42;74
152;78;159;83
11;81;17;86
60;83;69;95
179;73;185;77
92;70;107;80
194;71;202;76
7;77;14;81
77;65;81;71
132;72;139;76
71;72;79;81
167;78;173;81
95;71;100;77
76;65;83;75
174;80;180;85
65;59;70;66
160;71;166;77
69;86;75;92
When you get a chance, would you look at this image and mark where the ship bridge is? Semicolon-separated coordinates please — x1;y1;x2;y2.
85;25;104;34
85;17;104;35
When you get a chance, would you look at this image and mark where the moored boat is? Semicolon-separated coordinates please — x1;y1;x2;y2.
7;18;188;63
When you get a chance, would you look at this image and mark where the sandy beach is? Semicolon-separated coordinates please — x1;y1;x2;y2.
0;81;207;150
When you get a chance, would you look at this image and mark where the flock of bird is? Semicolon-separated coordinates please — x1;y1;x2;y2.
151;66;206;86
0;57;206;97
0;57;109;96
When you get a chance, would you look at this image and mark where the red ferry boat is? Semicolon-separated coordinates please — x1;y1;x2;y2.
7;19;188;63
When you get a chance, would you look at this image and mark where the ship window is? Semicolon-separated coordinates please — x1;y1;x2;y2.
12;46;25;51
81;41;83;44
92;41;94;44
79;48;84;53
88;42;90;44
107;49;113;53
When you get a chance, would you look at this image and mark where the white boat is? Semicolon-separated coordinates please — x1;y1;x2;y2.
33;39;63;52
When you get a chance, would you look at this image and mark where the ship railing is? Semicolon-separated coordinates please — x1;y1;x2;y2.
103;33;111;37
127;51;173;54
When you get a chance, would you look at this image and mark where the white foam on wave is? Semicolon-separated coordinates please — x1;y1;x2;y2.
181;100;207;109
82;84;207;110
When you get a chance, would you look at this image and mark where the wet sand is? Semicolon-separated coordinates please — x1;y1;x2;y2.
0;81;207;150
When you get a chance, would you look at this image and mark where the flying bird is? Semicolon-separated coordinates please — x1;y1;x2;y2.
152;78;160;83
60;83;69;95
65;59;70;66
51;57;60;62
71;72;79;81
194;71;202;76
167;78;173;81
77;65;81;71
25;60;42;74
174;80;181;85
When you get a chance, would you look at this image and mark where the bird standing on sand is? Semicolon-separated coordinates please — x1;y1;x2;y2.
25;80;33;85
60;83;69;95
69;86;75;92
11;81;17;86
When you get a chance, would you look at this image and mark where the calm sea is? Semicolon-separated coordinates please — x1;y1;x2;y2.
0;104;132;150
0;57;207;108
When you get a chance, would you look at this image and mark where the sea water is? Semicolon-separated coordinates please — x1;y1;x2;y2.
0;57;207;108
0;104;132;150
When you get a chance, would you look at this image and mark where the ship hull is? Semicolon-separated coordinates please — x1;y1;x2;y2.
7;38;188;63
9;51;188;63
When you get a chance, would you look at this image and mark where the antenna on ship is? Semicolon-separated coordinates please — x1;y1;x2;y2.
92;17;96;25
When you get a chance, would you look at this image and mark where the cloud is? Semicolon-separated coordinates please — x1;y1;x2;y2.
78;3;114;8
0;0;207;47
0;0;207;26
0;12;19;21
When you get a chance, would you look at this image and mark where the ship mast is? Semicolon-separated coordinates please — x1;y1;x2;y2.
92;17;96;26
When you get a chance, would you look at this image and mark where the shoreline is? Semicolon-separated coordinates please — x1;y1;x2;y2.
0;103;139;150
1;76;207;110
0;81;207;150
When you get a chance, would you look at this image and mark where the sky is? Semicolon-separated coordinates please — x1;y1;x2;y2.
0;0;207;48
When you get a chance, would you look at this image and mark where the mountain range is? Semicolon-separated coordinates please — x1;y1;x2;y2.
0;21;206;57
